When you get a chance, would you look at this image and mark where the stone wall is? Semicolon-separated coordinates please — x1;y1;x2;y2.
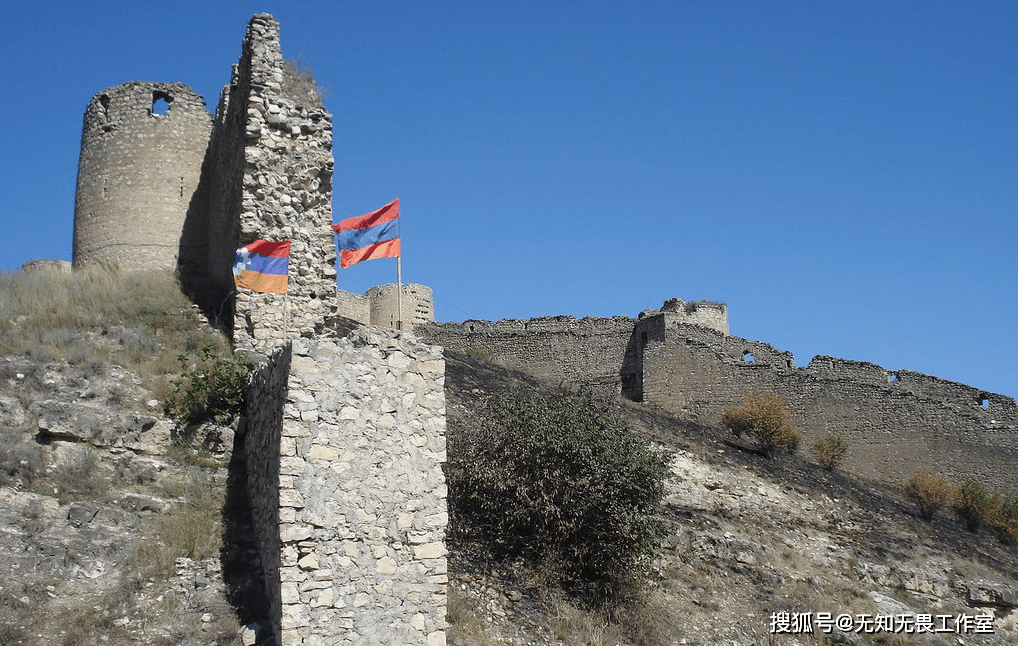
367;283;435;332
421;316;636;392
74;82;212;271
178;14;339;352
634;314;1018;494
425;299;1016;495
245;329;448;646
335;290;371;326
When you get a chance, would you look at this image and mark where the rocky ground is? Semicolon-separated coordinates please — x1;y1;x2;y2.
0;353;269;646
0;344;1015;646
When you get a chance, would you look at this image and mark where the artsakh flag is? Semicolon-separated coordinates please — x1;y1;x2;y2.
331;199;400;268
233;240;290;294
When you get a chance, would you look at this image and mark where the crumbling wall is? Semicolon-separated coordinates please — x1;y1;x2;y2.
635;315;1018;493
74;82;212;271
421;316;636;392
245;330;448;646
179;14;338;350
245;344;291;637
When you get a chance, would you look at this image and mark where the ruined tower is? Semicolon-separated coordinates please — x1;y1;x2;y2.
73;82;212;270
367;283;435;332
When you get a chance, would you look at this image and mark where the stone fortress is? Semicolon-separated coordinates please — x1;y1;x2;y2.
70;36;435;345
62;11;1016;646
71;15;446;646
422;299;1018;495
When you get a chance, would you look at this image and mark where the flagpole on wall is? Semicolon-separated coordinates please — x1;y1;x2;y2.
397;254;403;331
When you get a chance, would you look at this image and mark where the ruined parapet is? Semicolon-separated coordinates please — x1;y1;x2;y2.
367;283;435;332
73;82;212;271
421;315;636;393
246;330;448;645
21;260;72;274
335;288;372;325
651;298;729;335
180;14;338;352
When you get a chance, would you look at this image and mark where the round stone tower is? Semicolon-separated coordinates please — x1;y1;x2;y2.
73;82;212;271
367;283;435;332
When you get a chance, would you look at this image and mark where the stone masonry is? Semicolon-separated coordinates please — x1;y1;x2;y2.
247;329;448;646
73;81;212;271
421;299;1018;496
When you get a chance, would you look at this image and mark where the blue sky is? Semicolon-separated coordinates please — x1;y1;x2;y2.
1;1;1015;399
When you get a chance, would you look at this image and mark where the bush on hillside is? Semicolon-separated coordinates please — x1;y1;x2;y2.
164;345;252;426
953;478;993;533
905;469;951;521
446;386;672;599
721;390;801;457
811;434;849;471
987;495;1018;544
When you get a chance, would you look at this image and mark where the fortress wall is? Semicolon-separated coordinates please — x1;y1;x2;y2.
639;319;1018;493
246;330;448;646
335;289;371;326
245;343;291;637
74;82;212;271
654;298;730;335
179;14;339;350
421;316;636;392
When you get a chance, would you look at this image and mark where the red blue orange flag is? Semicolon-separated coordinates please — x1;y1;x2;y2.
233;240;290;294
331;199;400;268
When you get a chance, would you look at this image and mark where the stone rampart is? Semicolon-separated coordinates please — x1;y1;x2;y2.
246;329;448;646
634;314;1018;494
420;316;636;392
426;300;1017;495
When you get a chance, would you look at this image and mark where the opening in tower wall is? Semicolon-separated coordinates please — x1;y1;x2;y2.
152;91;172;116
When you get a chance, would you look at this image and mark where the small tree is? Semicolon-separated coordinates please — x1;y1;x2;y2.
721;390;801;457
446;386;671;599
811;434;849;471
905;469;951;521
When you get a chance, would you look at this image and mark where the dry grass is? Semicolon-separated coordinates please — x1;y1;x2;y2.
0;264;229;390
146;474;228;579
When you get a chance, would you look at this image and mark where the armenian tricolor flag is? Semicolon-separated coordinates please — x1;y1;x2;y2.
332;199;400;268
233;240;290;294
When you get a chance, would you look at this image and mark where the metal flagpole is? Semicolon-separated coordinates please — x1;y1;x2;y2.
397;254;403;331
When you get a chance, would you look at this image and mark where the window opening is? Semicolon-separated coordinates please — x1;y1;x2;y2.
888;372;900;383
742;351;755;363
152;91;172;116
979;396;990;410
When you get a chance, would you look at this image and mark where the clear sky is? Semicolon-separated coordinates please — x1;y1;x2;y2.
1;1;1015;399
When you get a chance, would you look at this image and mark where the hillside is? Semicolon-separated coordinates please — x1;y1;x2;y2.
0;268;1016;646
441;353;1018;646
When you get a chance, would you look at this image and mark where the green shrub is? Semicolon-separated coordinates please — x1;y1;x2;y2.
447;386;671;599
721;390;801;457
811;434;849;470
905;469;951;521
164;345;252;426
953;478;993;532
